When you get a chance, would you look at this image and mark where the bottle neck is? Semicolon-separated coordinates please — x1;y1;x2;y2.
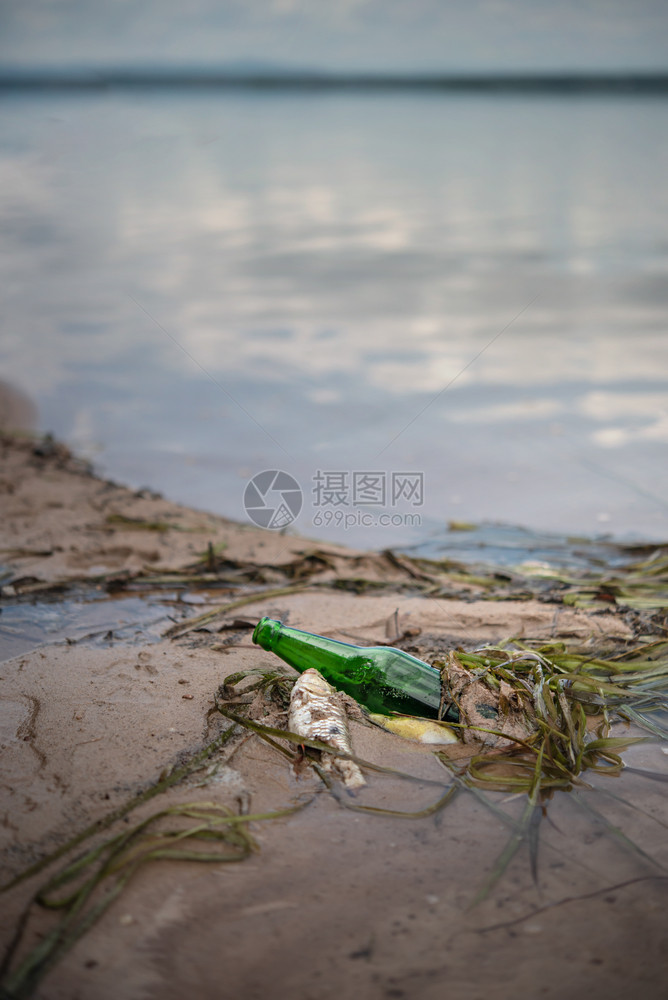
252;617;284;650
253;617;360;664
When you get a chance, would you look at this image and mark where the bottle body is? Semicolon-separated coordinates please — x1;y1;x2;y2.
252;617;445;719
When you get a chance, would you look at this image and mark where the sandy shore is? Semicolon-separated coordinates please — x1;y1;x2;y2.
1;433;667;1000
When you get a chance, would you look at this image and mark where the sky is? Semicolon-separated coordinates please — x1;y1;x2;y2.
1;0;667;73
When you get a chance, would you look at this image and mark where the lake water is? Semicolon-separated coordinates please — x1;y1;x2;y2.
1;89;667;551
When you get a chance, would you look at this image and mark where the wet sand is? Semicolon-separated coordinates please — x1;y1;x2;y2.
1;433;667;1000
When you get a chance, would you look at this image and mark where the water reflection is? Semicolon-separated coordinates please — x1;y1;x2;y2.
0;91;667;546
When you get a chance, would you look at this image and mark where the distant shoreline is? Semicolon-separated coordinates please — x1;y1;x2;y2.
2;70;668;94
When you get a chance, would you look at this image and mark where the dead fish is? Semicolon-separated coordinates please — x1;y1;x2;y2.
368;713;458;745
289;668;366;789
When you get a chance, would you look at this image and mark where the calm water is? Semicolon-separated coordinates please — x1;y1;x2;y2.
1;90;667;550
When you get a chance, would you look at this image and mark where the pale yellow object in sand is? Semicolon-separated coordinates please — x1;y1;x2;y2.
368;713;459;744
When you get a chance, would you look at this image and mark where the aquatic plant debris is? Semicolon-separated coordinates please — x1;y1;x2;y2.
432;638;668;900
0;720;313;1000
2;635;667;998
222;634;668;900
2;434;666;616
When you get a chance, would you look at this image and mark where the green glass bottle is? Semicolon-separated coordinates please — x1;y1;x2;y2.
252;617;451;719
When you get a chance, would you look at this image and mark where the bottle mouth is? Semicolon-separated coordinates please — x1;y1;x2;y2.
252;616;282;649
